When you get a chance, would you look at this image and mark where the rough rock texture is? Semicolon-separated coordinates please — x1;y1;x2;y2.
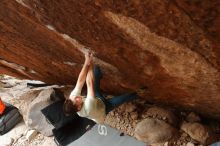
134;118;178;144
186;112;201;123
143;106;178;126
0;0;220;119
27;89;55;136
181;122;209;144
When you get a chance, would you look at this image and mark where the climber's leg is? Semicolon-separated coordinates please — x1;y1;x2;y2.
94;66;106;103
105;92;137;114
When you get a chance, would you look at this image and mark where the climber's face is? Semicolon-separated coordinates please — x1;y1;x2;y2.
73;96;83;111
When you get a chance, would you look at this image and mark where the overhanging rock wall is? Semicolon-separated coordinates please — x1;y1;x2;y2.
0;0;220;119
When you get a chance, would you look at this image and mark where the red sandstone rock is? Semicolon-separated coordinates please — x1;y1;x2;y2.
0;0;220;119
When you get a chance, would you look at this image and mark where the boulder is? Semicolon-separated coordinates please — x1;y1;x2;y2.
27;88;55;136
181;122;209;144
134;118;178;144
144;107;178;126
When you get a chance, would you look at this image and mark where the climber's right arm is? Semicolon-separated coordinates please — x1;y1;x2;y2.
72;52;93;94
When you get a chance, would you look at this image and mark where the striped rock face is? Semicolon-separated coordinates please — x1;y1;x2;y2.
0;0;220;119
